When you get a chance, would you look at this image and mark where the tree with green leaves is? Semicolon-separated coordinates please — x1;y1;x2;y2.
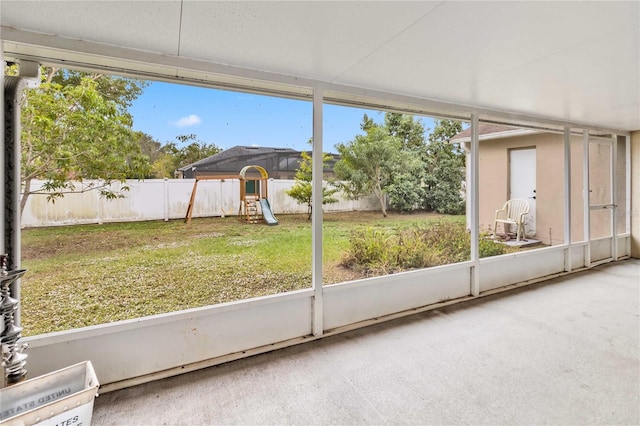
135;131;166;178
385;171;425;213
383;113;427;212
384;112;426;150
15;66;150;214
162;134;223;174
422;119;465;214
136;132;162;165
360;113;428;212
285;145;339;219
334;123;416;217
335;113;464;215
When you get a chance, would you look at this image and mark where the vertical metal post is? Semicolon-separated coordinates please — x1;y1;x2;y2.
610;135;620;261
1;45;5;256
625;135;631;256
464;144;471;231
4;76;26;325
311;86;323;336
583;130;591;267
611;135;618;260
470;114;480;296
563;127;572;272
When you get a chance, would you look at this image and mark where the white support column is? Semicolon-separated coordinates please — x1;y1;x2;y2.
563;127;572;272
464;143;471;231
611;135;618;260
583;130;591;266
470;114;480;296
625;135;631;257
311;86;324;336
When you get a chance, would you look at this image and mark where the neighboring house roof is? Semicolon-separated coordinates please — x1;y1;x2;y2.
451;124;540;143
176;145;340;179
177;146;297;172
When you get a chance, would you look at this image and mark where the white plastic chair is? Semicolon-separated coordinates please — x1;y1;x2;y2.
493;199;530;241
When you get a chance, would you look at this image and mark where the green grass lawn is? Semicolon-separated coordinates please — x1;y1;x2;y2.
20;211;464;336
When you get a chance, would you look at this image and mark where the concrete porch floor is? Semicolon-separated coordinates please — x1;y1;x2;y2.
93;259;639;425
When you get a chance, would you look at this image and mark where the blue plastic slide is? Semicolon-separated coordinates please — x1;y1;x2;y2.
259;199;279;226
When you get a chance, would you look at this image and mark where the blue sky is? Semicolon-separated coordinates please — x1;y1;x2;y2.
129;81;436;153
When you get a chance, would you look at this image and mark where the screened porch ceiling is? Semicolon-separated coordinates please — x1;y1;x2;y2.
1;1;639;133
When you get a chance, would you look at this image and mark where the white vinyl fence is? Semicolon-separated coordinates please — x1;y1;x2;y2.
21;179;379;227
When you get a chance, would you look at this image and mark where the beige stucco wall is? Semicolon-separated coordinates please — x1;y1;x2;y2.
478;132;614;246
479;133;565;245
631;130;640;258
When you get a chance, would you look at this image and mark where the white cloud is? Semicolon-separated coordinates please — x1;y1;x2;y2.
170;114;202;127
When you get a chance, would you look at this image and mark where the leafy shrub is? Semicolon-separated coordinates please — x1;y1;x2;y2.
479;235;507;257
343;228;394;273
387;173;424;213
342;220;511;275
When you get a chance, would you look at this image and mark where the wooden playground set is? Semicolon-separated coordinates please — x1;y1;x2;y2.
184;165;279;226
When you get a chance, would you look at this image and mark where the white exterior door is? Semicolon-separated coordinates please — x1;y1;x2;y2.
509;148;536;237
587;136;615;262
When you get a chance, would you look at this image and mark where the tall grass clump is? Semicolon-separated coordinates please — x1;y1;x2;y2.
341;220;509;275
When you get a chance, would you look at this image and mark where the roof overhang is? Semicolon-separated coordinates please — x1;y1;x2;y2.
452;128;541;144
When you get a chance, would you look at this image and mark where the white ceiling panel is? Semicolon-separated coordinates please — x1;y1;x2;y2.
1;0;639;132
447;23;640;130
1;0;183;54
178;1;441;81
335;1;638;97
